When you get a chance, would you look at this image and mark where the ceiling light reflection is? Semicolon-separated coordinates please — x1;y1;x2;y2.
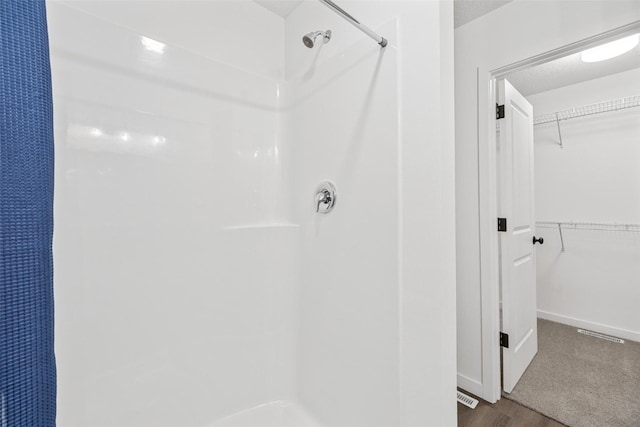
67;124;167;156
152;136;166;145
141;36;166;54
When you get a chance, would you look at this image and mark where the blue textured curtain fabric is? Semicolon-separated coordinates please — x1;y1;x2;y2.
0;0;57;425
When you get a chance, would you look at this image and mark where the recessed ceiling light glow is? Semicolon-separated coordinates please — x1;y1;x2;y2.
141;36;166;54
581;34;639;63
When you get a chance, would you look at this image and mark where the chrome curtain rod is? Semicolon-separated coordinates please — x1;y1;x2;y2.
318;0;387;47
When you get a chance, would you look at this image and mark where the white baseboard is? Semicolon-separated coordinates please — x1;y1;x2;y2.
457;373;483;399
537;310;640;343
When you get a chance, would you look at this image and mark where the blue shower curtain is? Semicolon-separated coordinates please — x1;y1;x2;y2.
0;0;57;425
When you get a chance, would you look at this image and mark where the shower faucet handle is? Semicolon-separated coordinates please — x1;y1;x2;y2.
316;190;331;212
314;181;337;214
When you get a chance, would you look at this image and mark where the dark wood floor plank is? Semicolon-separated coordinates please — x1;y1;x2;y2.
458;404;511;427
496;398;566;427
457;390;567;427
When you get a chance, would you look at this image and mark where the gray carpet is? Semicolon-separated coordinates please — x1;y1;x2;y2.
504;319;640;427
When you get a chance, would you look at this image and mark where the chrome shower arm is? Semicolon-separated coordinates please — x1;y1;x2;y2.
318;0;387;47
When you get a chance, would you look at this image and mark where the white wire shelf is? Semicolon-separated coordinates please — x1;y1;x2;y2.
536;221;640;232
536;221;640;251
533;95;640;126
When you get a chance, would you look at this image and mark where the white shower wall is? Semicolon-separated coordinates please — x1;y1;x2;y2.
49;2;295;425
287;21;401;427
289;2;457;424
529;68;640;342
48;0;456;425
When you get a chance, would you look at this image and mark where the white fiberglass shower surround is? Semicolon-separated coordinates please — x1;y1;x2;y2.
48;0;456;425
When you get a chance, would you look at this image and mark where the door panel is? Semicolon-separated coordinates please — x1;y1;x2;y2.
498;79;537;394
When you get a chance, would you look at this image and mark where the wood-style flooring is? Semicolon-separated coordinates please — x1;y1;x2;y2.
457;391;567;427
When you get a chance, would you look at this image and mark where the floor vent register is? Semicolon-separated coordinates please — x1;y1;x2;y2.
577;329;625;344
457;391;479;409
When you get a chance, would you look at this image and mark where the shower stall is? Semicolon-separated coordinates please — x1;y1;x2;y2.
46;0;456;425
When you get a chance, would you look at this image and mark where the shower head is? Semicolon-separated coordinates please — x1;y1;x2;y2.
303;30;332;48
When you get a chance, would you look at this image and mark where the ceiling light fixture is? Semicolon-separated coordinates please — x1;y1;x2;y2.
581;34;639;63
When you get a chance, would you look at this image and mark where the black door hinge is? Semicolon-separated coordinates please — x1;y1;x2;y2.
500;332;509;348
496;104;505;119
498;217;507;232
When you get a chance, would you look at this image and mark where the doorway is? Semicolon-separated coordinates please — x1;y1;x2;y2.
455;0;640;423
487;28;640;426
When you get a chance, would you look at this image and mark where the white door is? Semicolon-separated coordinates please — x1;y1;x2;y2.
497;79;538;394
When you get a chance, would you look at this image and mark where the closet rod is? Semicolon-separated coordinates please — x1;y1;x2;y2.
533;94;640;126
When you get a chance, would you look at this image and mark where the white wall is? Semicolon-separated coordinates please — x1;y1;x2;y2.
455;0;640;401
527;68;640;341
48;2;294;425
285;1;456;425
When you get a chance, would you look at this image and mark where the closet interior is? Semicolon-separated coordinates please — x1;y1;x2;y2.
499;39;640;427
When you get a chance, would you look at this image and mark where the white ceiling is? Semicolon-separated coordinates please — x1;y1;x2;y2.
253;0;301;18
454;0;513;28
506;40;640;96
253;0;513;27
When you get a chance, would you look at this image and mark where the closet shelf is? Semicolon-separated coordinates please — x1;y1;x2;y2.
536;221;640;252
533;95;640;126
536;221;640;232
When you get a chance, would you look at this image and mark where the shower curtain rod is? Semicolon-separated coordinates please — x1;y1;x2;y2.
318;0;388;47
